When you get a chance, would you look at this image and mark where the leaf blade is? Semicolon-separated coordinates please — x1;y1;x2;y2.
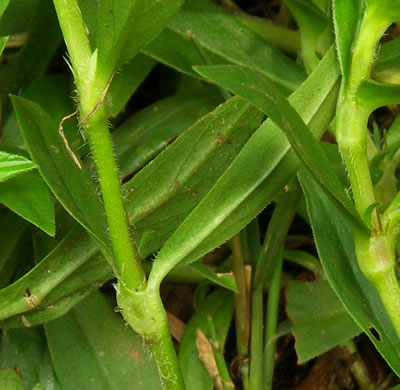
287;279;362;363
0;151;36;182
11;95;110;253
0;171;55;236
96;0;183;76
332;0;365;82
45;290;162;389
299;167;400;376
194;62;365;231
148;48;342;283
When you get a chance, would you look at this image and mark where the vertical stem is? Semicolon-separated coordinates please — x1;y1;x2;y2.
232;231;251;389
146;290;185;390
80;104;146;289
343;340;375;390
263;255;283;389
336;5;400;339
249;283;264;390
249;188;299;390
52;0;91;81
336;8;391;221
52;1;184;388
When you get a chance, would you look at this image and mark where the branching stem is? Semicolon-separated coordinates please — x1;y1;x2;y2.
336;6;400;338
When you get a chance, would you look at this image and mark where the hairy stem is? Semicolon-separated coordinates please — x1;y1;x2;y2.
336;6;400;338
52;2;185;388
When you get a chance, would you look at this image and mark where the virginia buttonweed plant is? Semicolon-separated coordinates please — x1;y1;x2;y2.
1;0;400;389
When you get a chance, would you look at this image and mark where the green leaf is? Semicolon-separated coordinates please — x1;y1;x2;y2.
375;37;400;74
0;212;29;289
11;96;110;255
96;0;183;77
235;15;301;54
107;53;156;117
0;49;340;328
386;116;400;159
0;226;103;324
0;369;22;390
299;167;400;376
284;0;329;72
311;0;330;14
147;48;341;283
126;96;263;257
0;0;10;20
0;0;62;117
286;279;362;363
358;80;400;111
0;36;8;56
45;290;162;389
115;86;222;178
190;262;238;294
144;0;305;94
194;62;365;231
0;88;223;326
0;171;55;236
0;327;48;389
0;228;237;327
179;289;234;390
0;0;40;35
283;250;320;273
332;0;365;82
0;151;36;182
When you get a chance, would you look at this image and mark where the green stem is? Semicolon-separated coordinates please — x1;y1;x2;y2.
336;5;400;339
53;1;183;388
52;0;92;81
146;291;185;390
119;285;185;389
232;232;250;389
249;283;264;390
336;8;391;220
249;188;299;390
237;16;300;54
263;255;283;389
80;104;146;289
343;340;375;390
253;187;300;288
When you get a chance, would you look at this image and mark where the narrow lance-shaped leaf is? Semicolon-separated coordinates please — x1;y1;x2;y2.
0;226;100;323
332;0;365;82
284;0;329;72
299;167;400;376
147;48;342;285
96;0;184;76
11;96;111;255
143;0;305;94
115;86;222;178
0;89;227;326
126;96;263;256
194;63;366;232
358;79;400;111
